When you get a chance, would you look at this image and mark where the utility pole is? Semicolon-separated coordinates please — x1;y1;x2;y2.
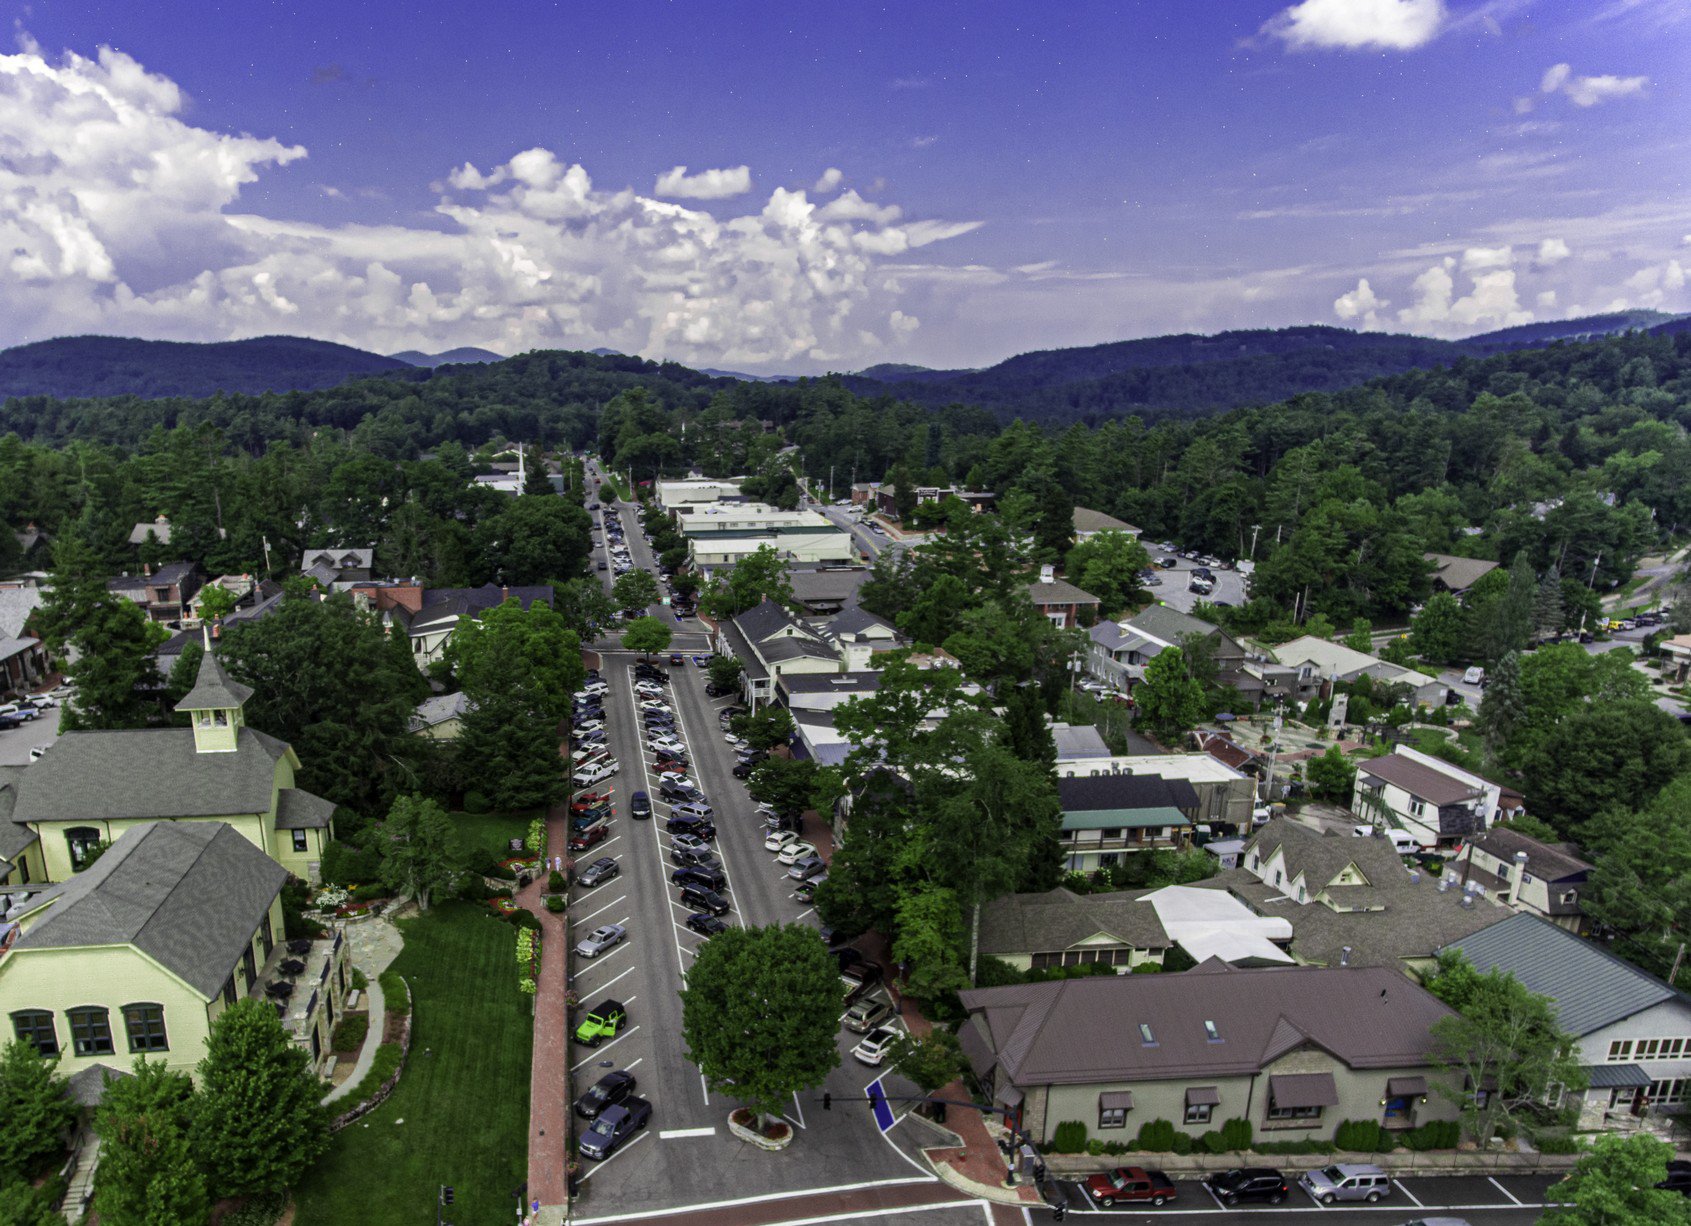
1259;704;1284;808
1671;941;1687;987
1249;523;1262;560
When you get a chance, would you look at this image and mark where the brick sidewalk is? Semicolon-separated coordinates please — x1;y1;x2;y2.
521;803;573;1211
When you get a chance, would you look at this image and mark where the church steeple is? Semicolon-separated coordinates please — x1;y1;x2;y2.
173;651;253;754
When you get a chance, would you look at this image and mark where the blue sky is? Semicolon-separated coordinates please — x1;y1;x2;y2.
4;0;1687;370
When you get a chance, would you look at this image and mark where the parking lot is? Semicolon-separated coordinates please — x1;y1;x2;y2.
1139;548;1249;616
0;700;61;765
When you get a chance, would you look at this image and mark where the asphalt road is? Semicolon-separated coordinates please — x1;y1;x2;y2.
814;499;899;562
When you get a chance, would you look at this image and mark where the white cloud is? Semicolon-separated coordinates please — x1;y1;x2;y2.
818;190;901;225
1333;277;1389;328
1536;289;1558;309
812;167;842;194
1623;259;1687;307
0;42;981;369
1461;244;1514;272
910;135;938;149
1536;237;1571;265
652;164;752;200
1262;0;1445;50
1539;61;1649;107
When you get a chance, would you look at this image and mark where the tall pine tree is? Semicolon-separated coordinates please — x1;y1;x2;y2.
95;1061;208;1226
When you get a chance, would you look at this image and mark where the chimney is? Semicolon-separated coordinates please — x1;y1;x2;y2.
1506;850;1529;907
1340;946;1351;966
502;584;510;602
1039;563;1056;584
143;562;152;577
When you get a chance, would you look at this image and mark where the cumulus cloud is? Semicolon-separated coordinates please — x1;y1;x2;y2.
1262;0;1445;50
1461;245;1514;272
812;167;842;194
1536;62;1649;108
1536;237;1571;265
1333;277;1389;329
1623;259;1687;307
1393;258;1532;334
0;42;981;368
652;164;752;200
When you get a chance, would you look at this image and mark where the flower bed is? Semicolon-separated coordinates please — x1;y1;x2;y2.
489;897;519;916
728;1107;793;1150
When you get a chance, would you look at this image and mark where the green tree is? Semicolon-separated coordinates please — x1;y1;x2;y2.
747;757;834;817
191;999;331;1197
1305;744;1357;802
1135;648;1206;741
1476;649;1525;756
0;1040;75;1182
553;577;619;641
891;884;970;1001
706;654;744;691
680;923;841;1128
0;1178;61;1226
163;639;205;719
888;462;919;523
698;545;793;620
1065;530;1151;618
1426;954;1584;1147
475;494;591;586
1580;777;1691;985
522;447;552;496
94;1060;208;1226
1409;591;1465;666
621;615;673;658
377;794;461;910
195;582;240;623
732;705;797;752
1533;565;1565;642
446;597;583;725
886;1029;968;1096
815;773;915;939
612;568;660;612
1342;617;1374;654
1545;1133;1691;1225
1522;701;1691;833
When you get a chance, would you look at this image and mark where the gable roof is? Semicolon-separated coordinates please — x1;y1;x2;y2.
733;598;816;644
12;822;286;999
960;961;1452;1086
979;887;1171;958
1425;554;1499;592
173;652;254;712
274;788;336;830
411;691;473;730
1058;773;1200;819
1124;605;1221;647
0;587;43;639
403;584;552;630
1446;912;1681;1036
1028;577;1099;607
1359;754;1482;807
1073;507;1136;535
301;548;374;571
824;606;897;639
1273;636;1438;689
1465;826;1592;882
1245;818;1400;891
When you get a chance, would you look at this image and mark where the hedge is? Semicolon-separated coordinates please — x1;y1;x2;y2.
1335;1119;1388;1153
1402;1119;1461;1150
378;970;410;1012
221;1193;287;1226
1050;1121;1089;1153
333;1042;403;1117
331;1015;369;1052
1134;1119;1178;1151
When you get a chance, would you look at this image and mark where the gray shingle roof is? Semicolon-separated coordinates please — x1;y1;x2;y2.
824;606;897;639
12;727;289;824
0;587;43;639
1445;912;1679;1037
1245;819;1402;893
274;788;336;830
979;887;1171;958
174;652;254;712
734;598;808;644
960;961;1452;1086
1125;605;1220;646
1466;827;1591;882
1028;578;1099;606
13;822;286;998
1073;507;1136;534
65;1063;130;1107
0;768;35;862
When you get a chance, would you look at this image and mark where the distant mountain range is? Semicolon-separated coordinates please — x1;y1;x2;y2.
1;310;1683;417
0;335;413;400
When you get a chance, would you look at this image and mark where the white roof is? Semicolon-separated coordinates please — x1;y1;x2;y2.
1141;885;1295;966
1056;753;1247;785
1271;636;1438;689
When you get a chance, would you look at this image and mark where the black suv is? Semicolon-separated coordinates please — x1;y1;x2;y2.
667;815;716;841
1203;1169;1289;1206
629;790;652;821
678;884;731;915
670;845;718;869
671;864;727;891
659;783;702;804
573;1069;637;1120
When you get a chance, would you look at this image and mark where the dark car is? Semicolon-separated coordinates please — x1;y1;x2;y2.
704;682;736;698
630;790;652;820
685;912;730;937
576;857;620;888
568;823;610;852
1204;1168;1289;1206
667;817;716;844
635;666;668;682
670;845;718;869
669;653;685;665
1658;1160;1691;1196
732;761;758;780
658;782;700;804
578;1096;651;1160
573;1069;637;1120
671;864;728;891
679;884;731;915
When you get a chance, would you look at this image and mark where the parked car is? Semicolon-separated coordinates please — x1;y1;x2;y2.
568;823;610;852
571;791;612;812
569;804;611;832
792;875;826;902
1657;1160;1691;1196
671;864;727;891
670;846;718;870
0;702;40;721
850;1026;900;1066
576;857;620;888
656;770;693;787
705;682;736;698
574;1069;637;1120
671;800;715;822
1086;1167;1178;1208
1298;1164;1390;1205
578;1097;651;1160
671;832;711;857
1462;666;1486;685
685;912;730;937
573;997;628;1045
843;998;895;1034
765;830;801;853
1203;1168;1289;1206
776;841;818;866
732;761;758;780
659;783;701;805
575;924;627;959
787;855;826;881
679;884;731;915
653;754;691;773
572;761;618;788
648;735;687;755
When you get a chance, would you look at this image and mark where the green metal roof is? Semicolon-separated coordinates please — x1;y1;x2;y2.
1061;805;1189;832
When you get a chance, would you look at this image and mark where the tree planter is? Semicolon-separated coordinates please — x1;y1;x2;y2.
728;1108;794;1150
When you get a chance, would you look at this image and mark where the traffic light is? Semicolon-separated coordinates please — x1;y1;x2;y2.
1051;1203;1065;1222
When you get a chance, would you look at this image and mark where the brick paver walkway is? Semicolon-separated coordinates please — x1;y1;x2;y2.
521;802;573;1211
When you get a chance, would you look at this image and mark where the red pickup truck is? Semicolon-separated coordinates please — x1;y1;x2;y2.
1085;1166;1178;1207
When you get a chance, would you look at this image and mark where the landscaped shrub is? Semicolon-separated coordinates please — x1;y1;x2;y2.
1134;1118;1178;1152
321;839;382;886
350;883;389;904
973;957;1027;988
462;790;490;814
1085;1139;1105;1157
548;870;566;893
281;878;327;940
378;970;410;1013
1169;1130;1194;1155
1219;1117;1253;1152
337;1042;403;1113
1531;1132;1585;1155
222;1192;287;1226
507;908;541;932
1050;1121;1089;1154
545;895;565;914
1402;1119;1462;1151
1335;1119;1388;1152
1201;1130;1229;1154
350;968;367;991
331;1016;369;1052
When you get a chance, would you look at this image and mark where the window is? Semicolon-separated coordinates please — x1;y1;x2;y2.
1099;853;1119;868
1184;1103;1213;1125
292;829;309;853
1649;1079;1691;1105
1101;828;1121;840
1610;1040;1634;1062
222;977;238;1008
260;913;275;958
1138;1023;1156;1046
1099;1105;1128;1129
1408;798;1426;818
242;946;257;989
122;1003;168;1053
67;1007;114;1056
11;1010;58;1057
1203;1020;1222;1043
65;826;103;870
1267;1103;1322;1122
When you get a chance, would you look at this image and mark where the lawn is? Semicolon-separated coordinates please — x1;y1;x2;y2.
292;903;533;1226
448;810;538;871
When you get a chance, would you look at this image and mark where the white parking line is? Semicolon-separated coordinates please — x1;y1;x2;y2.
1395;1179;1423;1206
662;674;745;929
573;938;632;974
569;1024;642;1071
1488;1176;1523;1205
577;893;629;924
589;963;638;997
575;1129;650;1181
570;1176;939;1224
658;1127;716;1139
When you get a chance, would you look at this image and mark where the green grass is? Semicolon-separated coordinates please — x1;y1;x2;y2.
596;472;628;501
292;903;532;1226
447;810;536;870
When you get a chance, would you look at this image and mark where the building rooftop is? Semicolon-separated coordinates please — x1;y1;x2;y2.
1073;507;1138;535
978;887;1171;959
1464;826;1592;882
1359;754;1484;807
173;652;255;712
1124;605;1223;648
1425;554;1499;592
1028;578;1100;607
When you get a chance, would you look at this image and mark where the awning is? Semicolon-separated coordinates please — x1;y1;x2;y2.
1098;1091;1135;1110
1185;1086;1220;1107
1386;1076;1428;1098
1586;1063;1654;1089
1269;1072;1338;1109
996;1083;1025;1107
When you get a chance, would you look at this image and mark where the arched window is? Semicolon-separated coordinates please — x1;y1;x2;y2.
66;1006;113;1056
122;1003;168;1053
10;1009;58;1057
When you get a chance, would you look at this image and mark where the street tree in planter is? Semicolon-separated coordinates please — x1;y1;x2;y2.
732;705;797;752
1545;1133;1689;1226
680;923;841;1137
706;654;744;692
887;1029;968;1098
612;569;661;613
748;758;843;819
621;615;673;659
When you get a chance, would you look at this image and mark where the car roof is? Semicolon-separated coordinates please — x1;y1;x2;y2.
589;856;616;869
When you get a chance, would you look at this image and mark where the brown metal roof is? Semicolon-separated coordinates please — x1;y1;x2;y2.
1359;754;1483;807
1268;1072;1337;1108
1099;1091;1135;1109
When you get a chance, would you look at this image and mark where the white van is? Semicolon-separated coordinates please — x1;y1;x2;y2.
1388;830;1421;854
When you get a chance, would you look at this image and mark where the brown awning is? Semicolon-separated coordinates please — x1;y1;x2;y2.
1269;1072;1338;1109
1387;1076;1428;1097
1185;1086;1221;1107
1098;1091;1135;1110
958;1020;997;1079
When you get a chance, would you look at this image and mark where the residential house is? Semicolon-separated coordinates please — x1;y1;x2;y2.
979;887;1173;973
713;598;844;710
1029;564;1100;630
127;515;173;548
12;524;48;567
1089;606;1247;695
1190;729;1261;776
1057;754;1256;831
0;587;43;642
958;961;1458;1145
1425;554;1499;597
184;573;261;628
410;691;472;740
778;671;880;714
1072;508;1141;541
156;580;286;674
0;636;46;697
107;562;201;625
815;605;903;668
1450;826;1592;933
300;548;376;589
874;484;957;519
1056;774;1198;871
1446;913;1691;1125
787;565;871;616
0;820;351;1080
1662;634;1691;685
849;482;877;507
1352;746;1519;848
346;580;553;668
1272;636;1447;709
0;652;336;886
1218;819;1509;970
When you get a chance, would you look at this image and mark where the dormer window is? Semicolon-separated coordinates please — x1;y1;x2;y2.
1139;1023;1156;1046
1204;1020;1222;1043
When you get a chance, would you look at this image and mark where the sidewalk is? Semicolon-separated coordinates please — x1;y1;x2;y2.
521;802;573;1212
321;977;384;1104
